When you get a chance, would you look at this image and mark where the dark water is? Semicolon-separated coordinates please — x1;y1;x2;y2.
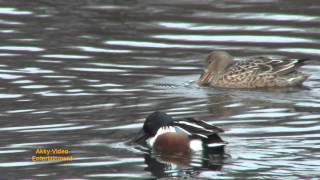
0;0;319;179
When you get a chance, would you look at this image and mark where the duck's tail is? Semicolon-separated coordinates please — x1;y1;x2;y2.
281;71;310;87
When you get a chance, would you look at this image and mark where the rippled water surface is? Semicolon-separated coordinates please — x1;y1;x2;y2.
0;0;320;179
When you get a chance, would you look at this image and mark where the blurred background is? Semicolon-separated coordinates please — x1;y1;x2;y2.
0;0;319;179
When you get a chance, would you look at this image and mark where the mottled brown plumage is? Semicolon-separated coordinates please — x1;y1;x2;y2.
198;51;309;88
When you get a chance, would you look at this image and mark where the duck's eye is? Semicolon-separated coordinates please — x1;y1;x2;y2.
206;56;215;65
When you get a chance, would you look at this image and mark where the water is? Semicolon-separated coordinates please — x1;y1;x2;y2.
0;0;319;179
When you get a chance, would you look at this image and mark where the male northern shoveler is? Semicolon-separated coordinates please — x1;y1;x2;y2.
198;51;310;88
135;111;226;154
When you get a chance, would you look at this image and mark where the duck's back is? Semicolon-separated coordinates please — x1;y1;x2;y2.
214;57;309;88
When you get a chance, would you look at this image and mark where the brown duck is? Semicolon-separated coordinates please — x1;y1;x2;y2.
198;51;310;88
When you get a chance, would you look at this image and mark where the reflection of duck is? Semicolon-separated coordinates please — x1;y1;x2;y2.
136;111;226;155
144;151;224;178
198;51;309;88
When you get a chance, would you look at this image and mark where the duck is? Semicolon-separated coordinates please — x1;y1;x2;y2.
197;51;310;88
135;111;226;155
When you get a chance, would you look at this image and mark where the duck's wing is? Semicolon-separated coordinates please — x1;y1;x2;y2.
171;118;223;139
230;57;306;76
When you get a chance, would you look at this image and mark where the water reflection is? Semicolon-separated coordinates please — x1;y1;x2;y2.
159;22;307;32
153;34;312;43
144;149;225;178
0;46;43;51
0;7;32;15
106;40;213;49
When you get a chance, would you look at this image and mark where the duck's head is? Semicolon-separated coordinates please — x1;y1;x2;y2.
198;51;234;86
135;111;175;143
143;111;174;137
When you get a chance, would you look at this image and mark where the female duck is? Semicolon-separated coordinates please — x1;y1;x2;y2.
198;51;309;88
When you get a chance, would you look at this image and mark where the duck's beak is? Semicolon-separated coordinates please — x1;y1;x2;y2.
198;70;211;86
134;130;148;144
